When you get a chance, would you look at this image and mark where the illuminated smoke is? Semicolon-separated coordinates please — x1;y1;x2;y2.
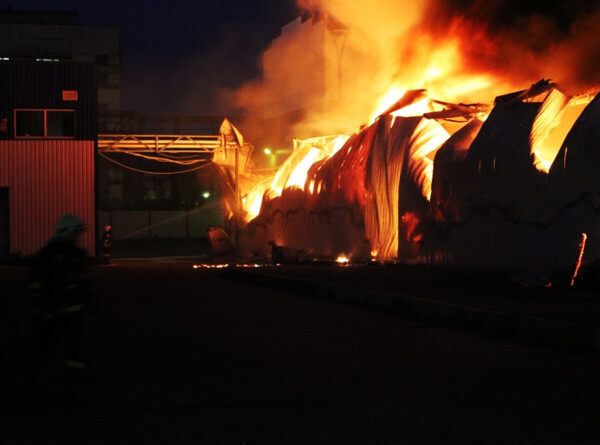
421;0;600;94
218;0;600;146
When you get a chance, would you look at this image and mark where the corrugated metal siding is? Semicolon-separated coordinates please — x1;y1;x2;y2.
0;140;96;256
0;62;97;139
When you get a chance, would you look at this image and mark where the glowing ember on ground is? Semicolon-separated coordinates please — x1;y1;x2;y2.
193;263;272;269
570;233;588;287
193;264;229;269
336;255;350;264
236;264;268;268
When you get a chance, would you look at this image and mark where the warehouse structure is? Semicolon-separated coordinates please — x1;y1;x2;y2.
0;61;97;260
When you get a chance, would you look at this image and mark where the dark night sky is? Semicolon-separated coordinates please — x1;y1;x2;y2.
7;1;600;117
7;0;300;115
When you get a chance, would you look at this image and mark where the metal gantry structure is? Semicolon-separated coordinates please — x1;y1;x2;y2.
97;133;224;172
98;134;221;155
97;132;243;249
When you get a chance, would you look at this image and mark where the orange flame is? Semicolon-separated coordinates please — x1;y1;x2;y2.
242;134;349;222
218;2;600;263
336;255;350;264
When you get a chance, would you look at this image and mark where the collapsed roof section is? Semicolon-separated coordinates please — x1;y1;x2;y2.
245;113;449;259
223;80;600;267
447;86;571;221
549;91;600;205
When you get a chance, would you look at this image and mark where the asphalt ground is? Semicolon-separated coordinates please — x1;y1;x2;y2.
1;259;600;443
232;262;600;350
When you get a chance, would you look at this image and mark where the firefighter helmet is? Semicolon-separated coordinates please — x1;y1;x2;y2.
56;214;85;239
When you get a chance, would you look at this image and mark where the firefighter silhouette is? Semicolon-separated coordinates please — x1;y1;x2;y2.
101;225;114;264
28;214;92;380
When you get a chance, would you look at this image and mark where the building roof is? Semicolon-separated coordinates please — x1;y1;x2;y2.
0;8;78;25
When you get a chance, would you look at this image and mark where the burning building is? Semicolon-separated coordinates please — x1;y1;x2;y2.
214;4;600;273
215;80;600;273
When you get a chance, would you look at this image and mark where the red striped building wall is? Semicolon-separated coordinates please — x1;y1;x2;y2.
0;140;95;257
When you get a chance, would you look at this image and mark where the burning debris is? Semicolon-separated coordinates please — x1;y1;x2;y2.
571;233;588;287
268;240;313;264
206;226;235;261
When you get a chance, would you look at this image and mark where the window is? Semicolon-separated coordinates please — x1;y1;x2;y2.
95;54;108;66
15;109;75;138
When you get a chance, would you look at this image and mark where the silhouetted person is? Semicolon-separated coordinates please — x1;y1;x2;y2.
101;225;114;264
28;214;91;381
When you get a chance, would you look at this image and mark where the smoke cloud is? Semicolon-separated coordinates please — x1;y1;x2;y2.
297;0;600;95
223;0;600;148
420;0;600;94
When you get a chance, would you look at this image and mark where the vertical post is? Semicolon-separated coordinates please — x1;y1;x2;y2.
234;142;240;253
148;197;152;239
186;206;189;239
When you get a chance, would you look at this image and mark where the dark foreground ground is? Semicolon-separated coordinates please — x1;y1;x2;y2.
2;254;600;444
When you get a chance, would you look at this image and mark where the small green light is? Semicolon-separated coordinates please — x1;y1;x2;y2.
202;191;210;199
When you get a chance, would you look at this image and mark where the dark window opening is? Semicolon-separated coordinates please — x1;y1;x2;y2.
15;109;75;138
95;54;108;66
47;111;75;137
15;110;44;137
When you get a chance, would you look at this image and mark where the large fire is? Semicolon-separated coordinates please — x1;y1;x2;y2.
213;1;600;271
